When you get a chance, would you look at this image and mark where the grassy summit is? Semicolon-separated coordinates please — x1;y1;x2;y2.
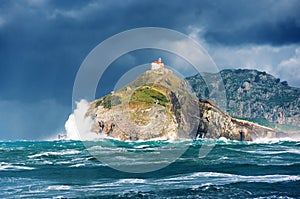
129;86;169;108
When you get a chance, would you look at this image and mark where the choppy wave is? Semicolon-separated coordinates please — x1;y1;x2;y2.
0;139;300;198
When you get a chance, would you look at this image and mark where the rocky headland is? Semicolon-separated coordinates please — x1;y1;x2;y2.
86;61;294;141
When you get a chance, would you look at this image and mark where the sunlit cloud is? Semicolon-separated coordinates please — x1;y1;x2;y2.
277;48;300;87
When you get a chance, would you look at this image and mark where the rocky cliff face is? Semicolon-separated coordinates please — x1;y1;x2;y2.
86;68;289;141
86;68;200;141
197;100;286;141
186;69;300;128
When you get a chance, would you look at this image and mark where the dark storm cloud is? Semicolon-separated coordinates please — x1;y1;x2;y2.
120;0;300;45
0;0;299;139
203;1;300;45
205;19;300;46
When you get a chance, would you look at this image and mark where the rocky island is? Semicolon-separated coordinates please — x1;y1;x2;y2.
86;59;291;141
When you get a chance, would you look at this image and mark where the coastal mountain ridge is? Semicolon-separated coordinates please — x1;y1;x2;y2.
186;69;300;131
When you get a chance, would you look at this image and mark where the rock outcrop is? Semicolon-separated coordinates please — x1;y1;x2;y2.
197;100;286;141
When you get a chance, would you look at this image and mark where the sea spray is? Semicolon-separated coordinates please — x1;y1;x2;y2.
65;99;98;140
65;114;81;140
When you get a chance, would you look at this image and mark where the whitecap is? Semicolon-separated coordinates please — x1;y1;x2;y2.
191;172;234;178
46;185;71;191
55;161;72;165
117;179;147;184
69;163;85;168
257;162;300;166
0;163;35;171
195;172;300;183
158;172;300;186
28;149;81;159
218;137;228;142
285;148;300;155
134;145;150;149
227;148;300;155
252;137;297;144
240;150;285;155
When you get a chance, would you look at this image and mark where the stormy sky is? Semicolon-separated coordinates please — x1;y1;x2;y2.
0;0;299;140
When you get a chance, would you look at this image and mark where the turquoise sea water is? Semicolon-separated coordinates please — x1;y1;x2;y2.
0;139;300;198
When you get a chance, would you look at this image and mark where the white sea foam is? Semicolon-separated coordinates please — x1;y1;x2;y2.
41;160;53;165
134;145;150;149
218;137;229;142
285;148;300;155
257;162;300;166
182;172;300;183
55;161;72;165
252;137;298;144
247;148;300;155
46;185;71;191
28;149;81;159
69;163;85;168
117;179;147;184
0;162;35;171
152;172;300;188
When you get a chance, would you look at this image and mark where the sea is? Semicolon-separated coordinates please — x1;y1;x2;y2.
1;138;300;198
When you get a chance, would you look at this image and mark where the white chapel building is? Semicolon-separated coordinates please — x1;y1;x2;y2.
151;58;165;70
